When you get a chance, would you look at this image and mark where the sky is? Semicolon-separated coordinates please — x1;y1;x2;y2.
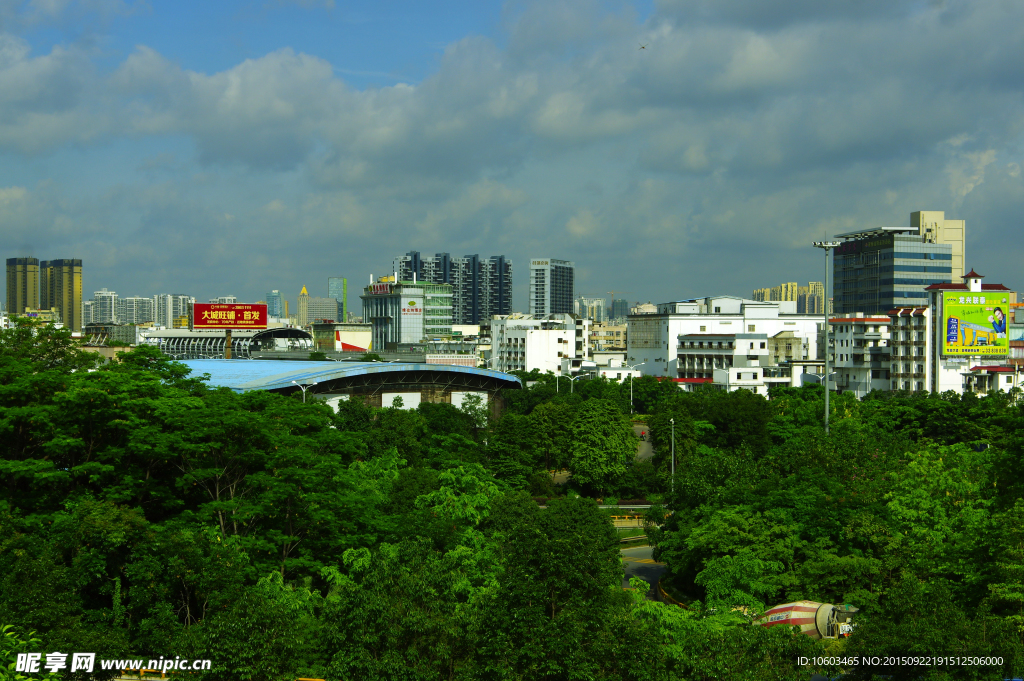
1;0;1022;312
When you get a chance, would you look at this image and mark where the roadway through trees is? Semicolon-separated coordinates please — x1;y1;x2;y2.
621;544;666;601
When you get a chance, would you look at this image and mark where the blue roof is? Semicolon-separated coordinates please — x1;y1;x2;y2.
180;359;521;393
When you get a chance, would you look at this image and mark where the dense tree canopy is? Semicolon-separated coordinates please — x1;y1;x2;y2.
2;322;1023;680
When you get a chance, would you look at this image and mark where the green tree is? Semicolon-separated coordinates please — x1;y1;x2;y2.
566;399;636;494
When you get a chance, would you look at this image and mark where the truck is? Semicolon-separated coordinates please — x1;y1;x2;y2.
754;600;858;639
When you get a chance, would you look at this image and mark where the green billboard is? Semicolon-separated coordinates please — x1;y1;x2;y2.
943;293;1009;356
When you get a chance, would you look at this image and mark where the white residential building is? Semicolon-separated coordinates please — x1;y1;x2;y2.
829;313;893;397
117;296;156;325
627;296;822;378
89;289;119;324
154;294;194;328
529;259;575;315
492;313;590;374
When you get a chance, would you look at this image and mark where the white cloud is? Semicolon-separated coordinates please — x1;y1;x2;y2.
1;0;1023;303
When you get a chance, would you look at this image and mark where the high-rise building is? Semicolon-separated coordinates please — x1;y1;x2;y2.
6;257;39;314
833;211;963;315
297;286;309;327
154;294;194;327
796;282;825;315
911;210;965;282
529;259;574;315
266;290;284;318
90;289;119;324
769;282;798;302
117;296;156;325
574;296;607;322
753;281;823;315
328;278;348;321
610;298;630;320
82;300;95;326
40;259;83;332
392;252;511;324
209;296;237;304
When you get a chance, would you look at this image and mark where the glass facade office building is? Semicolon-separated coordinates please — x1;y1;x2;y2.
833;228;953;315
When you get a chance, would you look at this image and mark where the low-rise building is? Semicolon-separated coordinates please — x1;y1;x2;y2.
628;295;821;378
829;313;893;397
590;322;626;351
311;322;373;353
491;313;590;375
360;280;454;350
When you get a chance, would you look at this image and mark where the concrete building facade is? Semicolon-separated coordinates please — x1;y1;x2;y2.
40;259;83;332
491;313;590;375
529;258;574;316
6;257;40;314
574;296;607;322
829;313;893;397
361;280;454;350
627;296;822;378
393;252;512;325
154;294;194;328
118;296;156;325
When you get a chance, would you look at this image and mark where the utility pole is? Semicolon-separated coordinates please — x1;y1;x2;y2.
813;240;841;434
291;380;317;403
624;362;646;413
670;417;675;496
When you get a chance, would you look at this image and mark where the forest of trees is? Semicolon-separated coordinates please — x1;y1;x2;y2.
2;321;1023;680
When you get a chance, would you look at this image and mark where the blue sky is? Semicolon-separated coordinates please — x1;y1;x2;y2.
1;0;1021;310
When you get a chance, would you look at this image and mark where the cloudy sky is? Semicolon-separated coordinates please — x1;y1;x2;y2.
1;0;1021;311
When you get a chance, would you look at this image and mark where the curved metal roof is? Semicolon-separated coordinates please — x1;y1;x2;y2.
180;359;522;393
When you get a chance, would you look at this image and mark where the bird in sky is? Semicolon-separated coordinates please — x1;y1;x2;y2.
639;43;647;50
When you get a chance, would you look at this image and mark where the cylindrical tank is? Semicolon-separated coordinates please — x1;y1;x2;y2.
754;601;858;639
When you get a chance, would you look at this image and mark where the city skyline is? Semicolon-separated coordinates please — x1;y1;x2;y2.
0;1;1021;311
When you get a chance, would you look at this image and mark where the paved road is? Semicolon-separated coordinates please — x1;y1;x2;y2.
621;544;666;601
633;423;653;461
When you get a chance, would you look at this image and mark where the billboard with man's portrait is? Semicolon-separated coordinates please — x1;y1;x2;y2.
943;293;1009;356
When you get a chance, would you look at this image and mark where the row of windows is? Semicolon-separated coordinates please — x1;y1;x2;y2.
878;278;950;286
879;265;952;274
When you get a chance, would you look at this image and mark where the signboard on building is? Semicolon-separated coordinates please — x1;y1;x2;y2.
191;303;268;330
401;300;422;316
369;283;392;295
834;234;894;256
943;294;1009;356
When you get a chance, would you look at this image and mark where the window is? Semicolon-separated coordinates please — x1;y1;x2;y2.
700;325;706;332
714;307;721;313
748;325;755;332
736;373;742;380
760;342;765;349
1007;376;1013;384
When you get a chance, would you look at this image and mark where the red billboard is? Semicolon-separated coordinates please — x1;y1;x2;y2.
192;303;268;330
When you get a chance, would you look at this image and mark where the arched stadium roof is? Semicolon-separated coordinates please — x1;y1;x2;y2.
179;359;522;396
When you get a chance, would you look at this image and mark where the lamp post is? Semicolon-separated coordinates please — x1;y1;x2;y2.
813;240;841;434
291;380;318;403
623;362;647;413
567;374;584;393
670;417;675;496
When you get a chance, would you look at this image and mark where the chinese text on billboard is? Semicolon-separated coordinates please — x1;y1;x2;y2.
943;294;1009;356
192;304;268;330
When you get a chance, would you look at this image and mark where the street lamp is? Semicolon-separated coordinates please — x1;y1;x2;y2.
566;374;584;393
291;380;318;403
670;417;675;496
813;240;841;434
623;362;647;413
